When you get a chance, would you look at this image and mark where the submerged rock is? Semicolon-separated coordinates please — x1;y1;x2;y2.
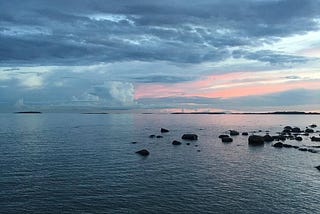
295;136;303;141
298;148;308;151
273;142;283;148
283;144;293;148
292;146;299;149
136;149;150;156
221;137;233;143
230;130;239;136
182;134;198;140
161;128;169;133
242;132;249;136
307;149;318;153
248;135;264;146
131;141;137;144
156;135;163;138
149;135;156;138
172;140;182;145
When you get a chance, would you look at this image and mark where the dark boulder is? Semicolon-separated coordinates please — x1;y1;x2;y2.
242;132;249;136
230;130;239;136
263;134;273;142
149;135;156;138
303;133;310;136
283;144;293;148
136;149;150;156
311;136;320;142
221;137;233;143
273;142;283;148
182;134;198;140
315;165;320;171
131;141;137;144
282;129;291;134
310;124;317;128
172;140;182;145
248;135;264;146
295;136;303;141
156;135;163;138
298;148;308;151
293;146;299;149
219;134;229;139
284;126;292;130
292;127;301;133
161;128;169;133
305;128;314;133
272;135;286;141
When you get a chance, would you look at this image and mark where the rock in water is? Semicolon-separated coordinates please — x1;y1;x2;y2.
242;132;249;136
172;140;182;145
149;135;156;138
219;134;229;139
311;136;320;142
292;127;301;133
161;128;169;133
305;128;314;133
182;134;198;140
273;142;283;148
221;137;233;143
230;130;239;136
315;165;320;171
135;149;150;156
263;134;273;142
310;124;317;128
248;135;264;146
295;136;303;141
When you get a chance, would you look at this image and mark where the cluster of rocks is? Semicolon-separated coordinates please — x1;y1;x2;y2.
135;128;199;156
218;124;320;170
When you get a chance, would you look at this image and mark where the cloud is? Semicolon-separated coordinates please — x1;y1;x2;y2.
0;1;320;112
137;88;320;111
0;0;319;66
232;50;311;65
72;81;135;106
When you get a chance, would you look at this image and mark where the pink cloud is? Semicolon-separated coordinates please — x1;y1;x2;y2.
135;71;320;99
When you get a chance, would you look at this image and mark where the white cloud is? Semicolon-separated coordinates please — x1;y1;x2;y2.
19;74;43;88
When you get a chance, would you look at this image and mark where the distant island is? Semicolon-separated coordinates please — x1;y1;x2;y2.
171;112;226;114
14;111;42;114
171;111;320;115
81;112;109;114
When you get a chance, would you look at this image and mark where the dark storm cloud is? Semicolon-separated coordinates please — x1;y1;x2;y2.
1;0;319;66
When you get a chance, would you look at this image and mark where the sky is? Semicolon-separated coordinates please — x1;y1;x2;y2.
0;0;320;112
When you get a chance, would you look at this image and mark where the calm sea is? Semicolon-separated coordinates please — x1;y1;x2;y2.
0;113;319;214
